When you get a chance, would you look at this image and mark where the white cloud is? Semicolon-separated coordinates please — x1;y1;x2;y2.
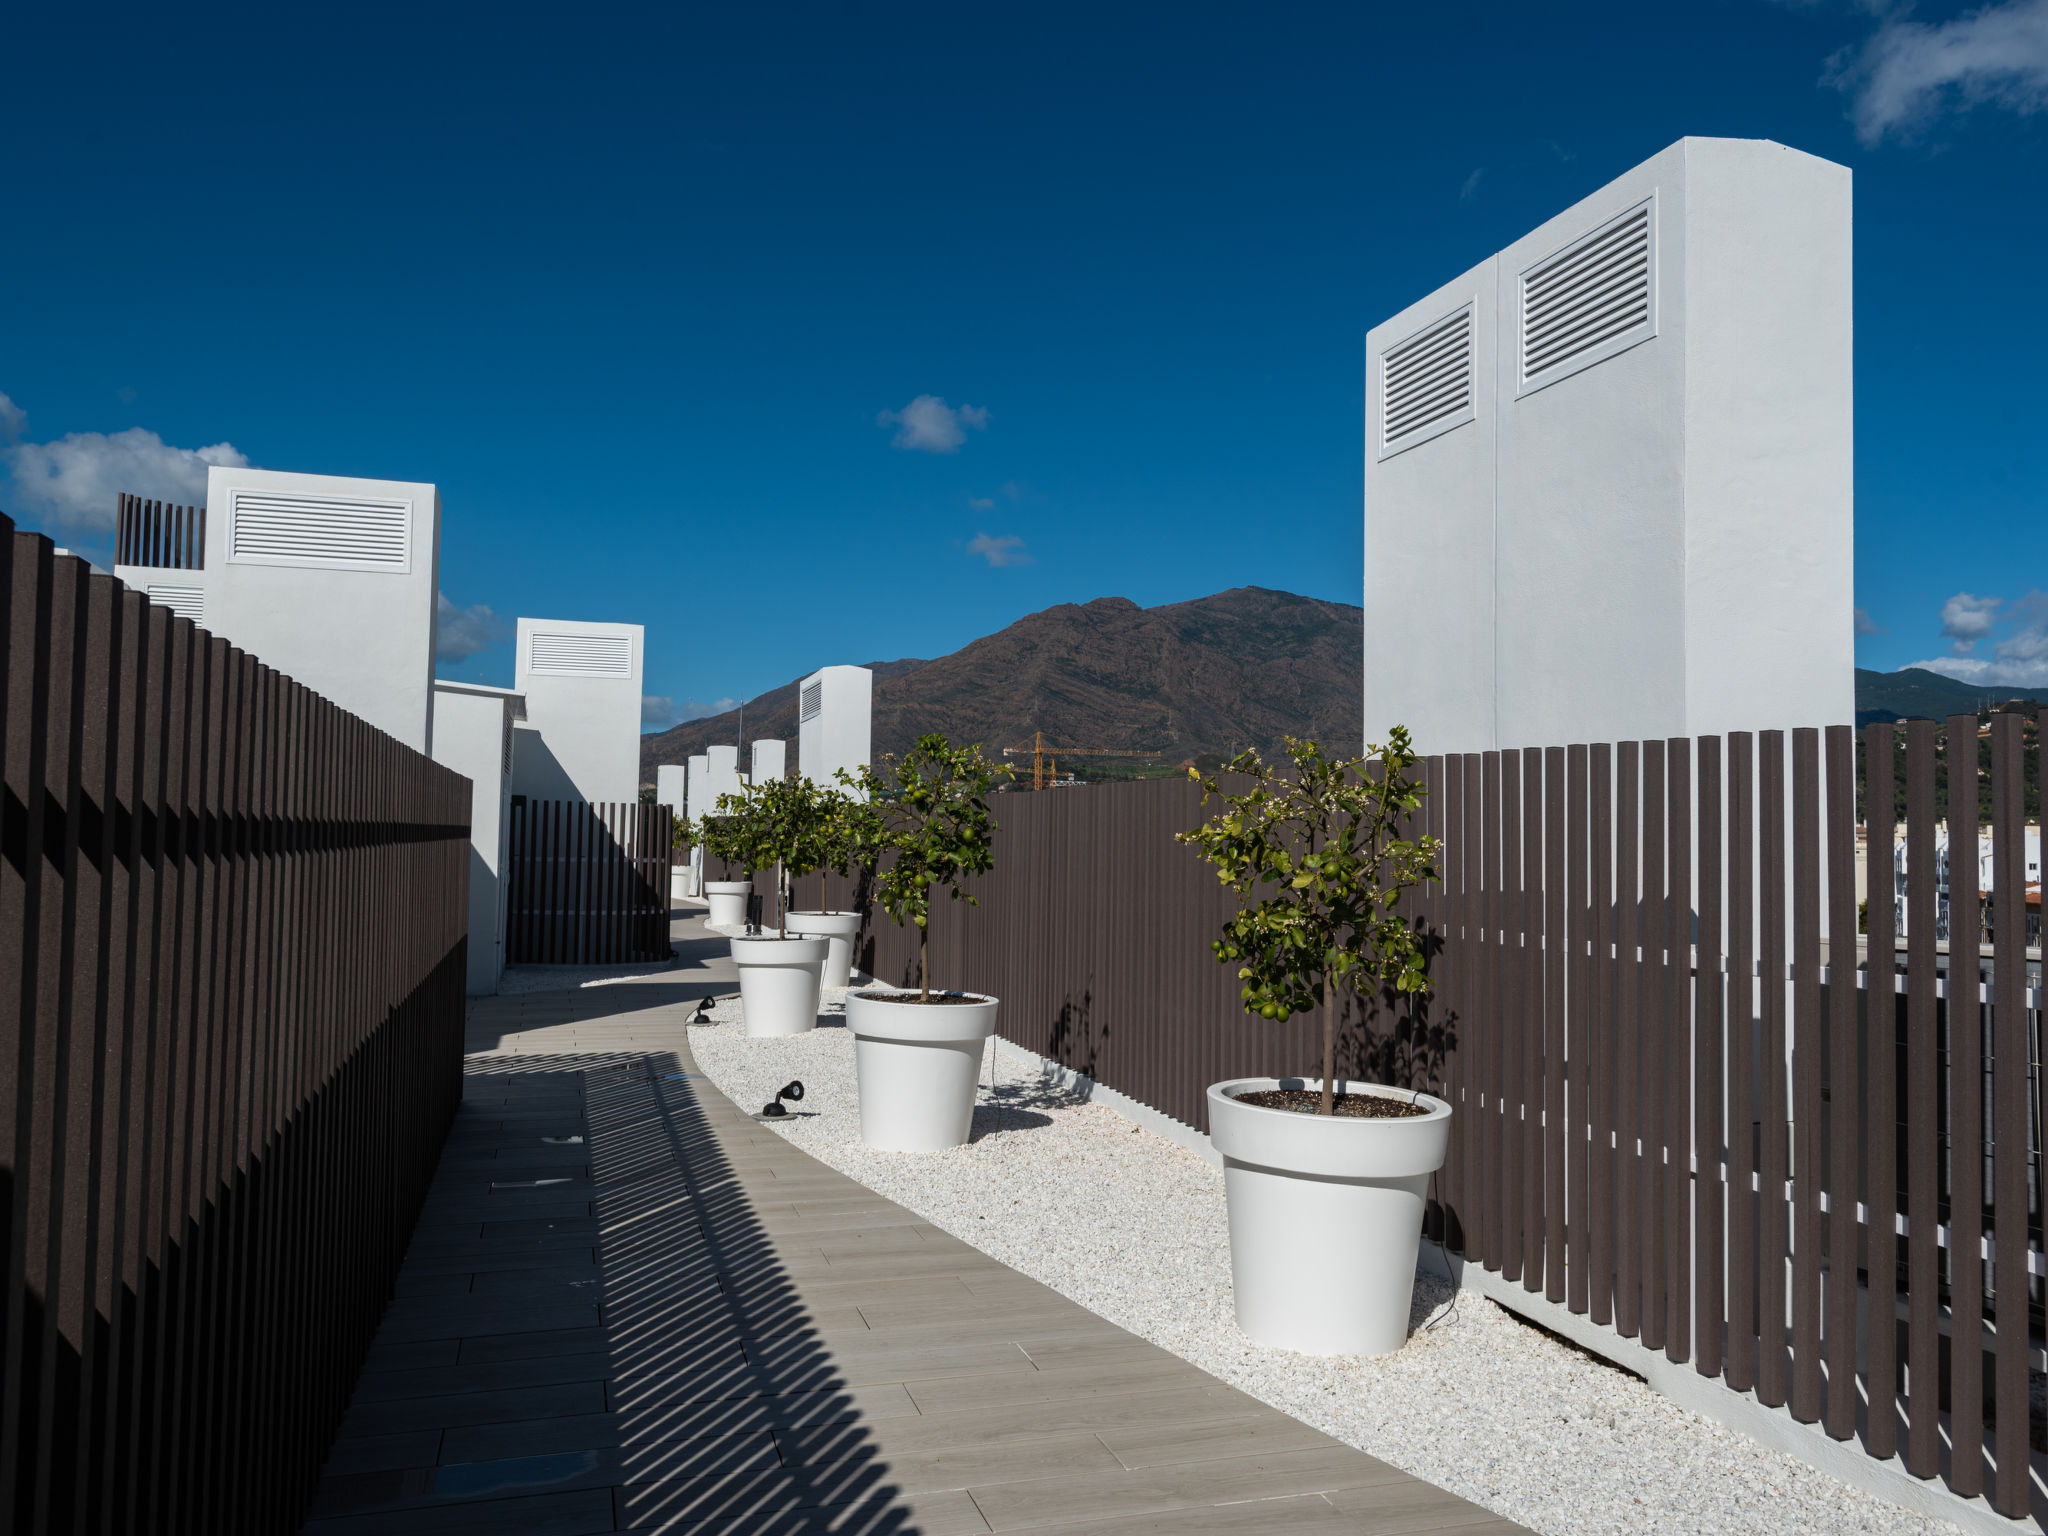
877;395;989;453
1460;168;1484;202
969;496;995;511
1831;0;2048;144
967;532;1032;568
644;696;740;730
1939;590;2002;651
435;593;511;661
1854;605;1886;635
0;392;249;538
1908;590;2048;687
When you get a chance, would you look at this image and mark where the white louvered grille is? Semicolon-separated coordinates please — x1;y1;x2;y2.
528;632;633;677
146;585;205;625
1519;198;1655;392
227;490;412;571
1380;305;1474;456
800;682;823;722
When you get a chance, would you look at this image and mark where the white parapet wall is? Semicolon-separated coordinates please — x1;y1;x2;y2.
685;753;711;821
510;616;643;804
797;664;873;790
1362;137;1854;756
656;763;684;815
704;744;744;806
115;465;442;753
431;680;525;994
752;739;786;785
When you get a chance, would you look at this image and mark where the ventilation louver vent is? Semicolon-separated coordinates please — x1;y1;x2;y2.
1518;197;1656;395
227;490;412;572
1379;304;1474;458
528;632;633;677
146;585;205;625
800;682;823;722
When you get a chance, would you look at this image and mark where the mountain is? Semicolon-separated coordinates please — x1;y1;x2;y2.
639;586;1364;783
1854;667;2048;726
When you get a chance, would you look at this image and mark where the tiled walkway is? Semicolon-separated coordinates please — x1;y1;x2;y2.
302;919;1522;1534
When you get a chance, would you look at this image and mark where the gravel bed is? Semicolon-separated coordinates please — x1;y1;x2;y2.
689;987;1958;1536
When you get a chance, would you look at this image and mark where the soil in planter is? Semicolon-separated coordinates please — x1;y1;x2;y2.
1232;1089;1431;1118
850;991;985;1005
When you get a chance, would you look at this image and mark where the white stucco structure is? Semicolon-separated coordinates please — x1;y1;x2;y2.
752;739;787;785
431;680;525;994
509;617;643;803
704;744;744;808
685;753;711;821
796;665;873;790
656;763;685;815
1362;137;1854;756
116;465;442;752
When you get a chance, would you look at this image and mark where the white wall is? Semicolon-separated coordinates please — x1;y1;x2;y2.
116;465;441;752
685;753;711;821
752;739;786;784
1362;138;1854;757
656;763;684;813
432;681;523;994
796;665;873;791
510;616;642;803
704;744;744;809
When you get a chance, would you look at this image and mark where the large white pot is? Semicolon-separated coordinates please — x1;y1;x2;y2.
731;935;828;1037
705;879;752;928
785;910;862;987
1207;1078;1451;1356
845;990;999;1152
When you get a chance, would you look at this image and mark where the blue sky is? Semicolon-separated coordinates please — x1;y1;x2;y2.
4;1;2045;724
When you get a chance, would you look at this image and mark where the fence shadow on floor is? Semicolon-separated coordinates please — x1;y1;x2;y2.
307;1047;925;1534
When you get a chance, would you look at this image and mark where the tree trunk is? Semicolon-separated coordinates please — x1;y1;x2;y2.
1319;989;1337;1115
777;861;786;938
919;922;931;1004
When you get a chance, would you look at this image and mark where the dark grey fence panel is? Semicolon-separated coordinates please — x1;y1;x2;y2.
0;515;469;1536
505;799;671;964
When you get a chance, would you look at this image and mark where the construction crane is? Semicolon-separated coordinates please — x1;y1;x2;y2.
1002;731;1162;791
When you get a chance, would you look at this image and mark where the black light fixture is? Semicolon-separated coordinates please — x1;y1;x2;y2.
759;1080;805;1117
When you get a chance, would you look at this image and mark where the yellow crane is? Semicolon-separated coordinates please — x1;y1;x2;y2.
1002;731;1162;791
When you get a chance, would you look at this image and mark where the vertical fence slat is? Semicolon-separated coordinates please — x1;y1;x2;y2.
1566;744;1589;1315
1946;711;1986;1498
1544;745;1565;1306
1590;743;1615;1330
1903;721;1939;1477
1666;739;1691;1363
1824;725;1859;1438
1617;741;1642;1341
1759;730;1789;1408
1864;723;1899;1462
1987;711;2027;1518
1790;727;1824;1423
1727;733;1756;1393
1642;739;1667;1354
1522;748;1544;1295
1695;736;1723;1380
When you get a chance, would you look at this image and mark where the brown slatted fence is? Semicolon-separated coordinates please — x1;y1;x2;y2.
813;717;2043;1521
504;798;672;964
0;514;468;1536
113;492;206;571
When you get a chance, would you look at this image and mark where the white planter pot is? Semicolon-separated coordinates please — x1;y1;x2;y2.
705;879;752;928
845;990;999;1152
731;935;828;1037
1207;1078;1451;1356
785;910;862;987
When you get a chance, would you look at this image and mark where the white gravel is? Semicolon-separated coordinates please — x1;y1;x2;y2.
688;986;1960;1536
